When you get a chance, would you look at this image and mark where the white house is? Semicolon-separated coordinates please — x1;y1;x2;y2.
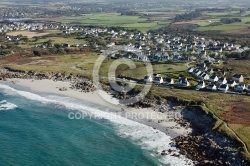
196;81;206;90
227;80;238;88
209;75;219;83
152;53;161;62
232;74;244;83
153;77;163;84
218;84;229;92
206;84;217;91
186;67;195;73
206;68;214;74
217;77;227;85
194;70;202;77
166;78;174;85
234;84;246;92
162;52;171;61
137;55;148;62
199;73;210;81
178;77;190;87
144;75;153;83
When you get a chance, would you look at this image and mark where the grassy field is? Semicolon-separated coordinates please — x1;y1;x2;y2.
6;30;60;38
121;22;169;31
18;36;87;48
61;13;147;24
58;13;167;32
241;11;250;16
171;9;250;33
204;11;239;16
138;7;179;12
241;17;250;23
224;59;250;83
0;53;188;82
196;24;249;31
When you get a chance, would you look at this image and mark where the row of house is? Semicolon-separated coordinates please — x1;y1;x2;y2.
195;80;250;92
187;66;244;82
185;58;249;93
0;21;62;32
143;73;250;93
144;74;190;87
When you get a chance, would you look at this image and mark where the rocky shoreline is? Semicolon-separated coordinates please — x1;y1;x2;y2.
0;67;249;165
173;106;249;166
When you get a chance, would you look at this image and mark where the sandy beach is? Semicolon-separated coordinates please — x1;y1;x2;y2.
1;78;191;138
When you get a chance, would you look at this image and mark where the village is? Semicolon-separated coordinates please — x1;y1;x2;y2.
1;19;250;96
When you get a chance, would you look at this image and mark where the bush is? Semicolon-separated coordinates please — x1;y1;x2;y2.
33;50;41;56
220;18;241;24
208;22;223;26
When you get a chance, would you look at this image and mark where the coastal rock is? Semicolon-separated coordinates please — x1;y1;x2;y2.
59;87;67;91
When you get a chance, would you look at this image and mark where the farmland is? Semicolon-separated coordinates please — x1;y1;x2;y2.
170;8;250;34
59;13;169;32
196;24;249;31
6;30;60;38
18;36;87;49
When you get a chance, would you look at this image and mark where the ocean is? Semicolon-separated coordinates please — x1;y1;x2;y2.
0;83;190;166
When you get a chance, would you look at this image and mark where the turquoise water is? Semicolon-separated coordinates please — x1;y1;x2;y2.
0;83;189;166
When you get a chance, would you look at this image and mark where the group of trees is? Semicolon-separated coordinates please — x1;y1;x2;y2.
174;10;202;22
32;45;90;56
220;18;241;24
120;11;140;16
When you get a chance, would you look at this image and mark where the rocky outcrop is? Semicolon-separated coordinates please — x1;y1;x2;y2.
173;107;250;166
0;68;96;93
0;68;49;80
70;80;96;92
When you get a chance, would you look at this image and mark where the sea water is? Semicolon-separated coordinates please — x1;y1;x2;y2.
0;83;192;166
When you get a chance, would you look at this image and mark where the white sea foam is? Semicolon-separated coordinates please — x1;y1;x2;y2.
0;83;193;165
0;100;18;111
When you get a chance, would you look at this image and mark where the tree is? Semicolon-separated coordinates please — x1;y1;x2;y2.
33;50;41;56
21;36;28;42
220;18;241;24
54;43;61;49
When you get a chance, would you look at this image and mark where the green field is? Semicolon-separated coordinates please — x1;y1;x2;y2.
196;24;249;31
138;7;181;12
204;11;239;16
174;10;250;33
241;17;250;23
6;30;60;38
241;11;250;16
18;36;86;48
31;37;86;45
190;19;220;26
60;13;167;32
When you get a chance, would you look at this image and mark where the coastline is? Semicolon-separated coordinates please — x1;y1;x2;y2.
1;78;191;139
0;71;249;165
